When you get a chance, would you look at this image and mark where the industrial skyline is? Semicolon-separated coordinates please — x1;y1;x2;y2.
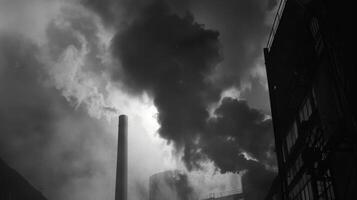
0;0;277;198
3;0;355;200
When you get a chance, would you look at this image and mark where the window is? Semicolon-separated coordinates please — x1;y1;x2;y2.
305;98;311;119
310;18;319;37
312;87;317;108
289;173;314;200
286;121;299;153
287;155;304;185
310;17;324;55
299;97;313;123
317;169;335;200
282;142;287;163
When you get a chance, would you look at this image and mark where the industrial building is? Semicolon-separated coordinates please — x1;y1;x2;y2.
149;170;180;200
149;170;244;200
0;158;47;200
202;190;244;200
264;0;357;199
149;170;194;200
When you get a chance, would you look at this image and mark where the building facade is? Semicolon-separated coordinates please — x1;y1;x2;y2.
0;159;47;200
264;0;357;199
149;170;196;200
202;190;244;200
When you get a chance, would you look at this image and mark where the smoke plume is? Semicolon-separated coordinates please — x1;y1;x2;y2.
84;0;278;198
0;0;280;199
0;34;117;200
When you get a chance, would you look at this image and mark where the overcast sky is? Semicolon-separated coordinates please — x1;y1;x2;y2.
0;0;278;199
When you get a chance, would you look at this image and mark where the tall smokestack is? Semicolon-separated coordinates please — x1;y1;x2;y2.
115;115;128;200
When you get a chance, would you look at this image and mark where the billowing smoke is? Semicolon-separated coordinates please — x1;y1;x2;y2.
0;2;179;199
0;0;279;199
0;34;116;200
205;98;275;172
83;0;277;198
110;2;222;170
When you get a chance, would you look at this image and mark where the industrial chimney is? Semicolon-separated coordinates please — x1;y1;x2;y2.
115;115;127;200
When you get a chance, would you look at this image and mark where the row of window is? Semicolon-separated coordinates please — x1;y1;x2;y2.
316;170;335;200
310;17;324;56
282;85;336;200
283;88;316;161
287;155;304;185
289;173;314;200
299;98;313;124
284;89;318;199
286;121;298;153
289;166;335;200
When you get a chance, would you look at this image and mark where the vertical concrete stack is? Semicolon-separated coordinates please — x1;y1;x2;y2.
115;115;127;200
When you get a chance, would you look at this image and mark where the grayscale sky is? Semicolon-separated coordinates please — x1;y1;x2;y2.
0;0;278;199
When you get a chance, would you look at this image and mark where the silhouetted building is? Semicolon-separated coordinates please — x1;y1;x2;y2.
0;158;47;200
116;115;128;200
202;190;244;200
264;0;357;199
149;170;195;200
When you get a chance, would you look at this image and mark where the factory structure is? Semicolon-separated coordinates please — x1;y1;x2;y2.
149;170;188;200
264;0;357;199
116;115;128;200
149;170;244;200
115;116;245;200
202;190;244;200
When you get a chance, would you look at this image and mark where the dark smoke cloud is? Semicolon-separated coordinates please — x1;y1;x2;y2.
0;34;116;200
109;1;221;168
187;0;278;88
82;0;278;198
107;0;276;170
209;98;274;168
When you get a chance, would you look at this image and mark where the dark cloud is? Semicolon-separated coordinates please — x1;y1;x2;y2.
82;0;277;87
81;0;156;27
0;0;280;197
110;1;222;153
0;34;116;200
107;0;275;168
82;0;278;198
178;97;276;175
211;98;274;166
187;0;277;88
